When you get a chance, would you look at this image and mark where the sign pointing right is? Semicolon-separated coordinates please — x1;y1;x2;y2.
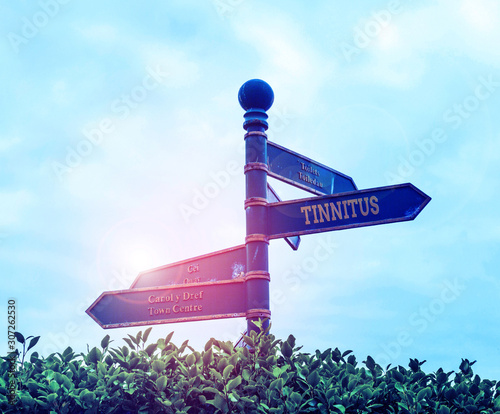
268;183;431;239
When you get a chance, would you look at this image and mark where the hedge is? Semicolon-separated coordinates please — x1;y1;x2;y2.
1;321;500;413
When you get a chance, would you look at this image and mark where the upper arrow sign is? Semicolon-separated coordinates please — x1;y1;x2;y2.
267;141;357;195
130;245;246;289
268;183;431;239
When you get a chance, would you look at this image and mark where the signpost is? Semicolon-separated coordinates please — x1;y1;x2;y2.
267;140;357;195
268;183;431;239
130;245;246;289
86;279;246;329
86;79;431;340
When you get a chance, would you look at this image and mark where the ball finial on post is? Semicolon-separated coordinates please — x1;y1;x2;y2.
238;79;274;111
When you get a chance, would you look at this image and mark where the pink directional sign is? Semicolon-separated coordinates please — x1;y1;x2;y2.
86;279;247;329
130;245;246;289
268;183;431;239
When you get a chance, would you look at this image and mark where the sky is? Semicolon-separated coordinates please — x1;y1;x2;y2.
2;0;500;380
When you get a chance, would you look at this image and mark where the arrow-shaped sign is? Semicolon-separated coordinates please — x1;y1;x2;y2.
130;245;246;289
267;141;357;195
268;183;431;239
86;279;246;329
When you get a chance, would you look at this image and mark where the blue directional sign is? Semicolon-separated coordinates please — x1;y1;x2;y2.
268;183;431;239
267;141;357;195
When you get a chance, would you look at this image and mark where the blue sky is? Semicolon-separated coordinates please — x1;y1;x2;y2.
2;0;500;380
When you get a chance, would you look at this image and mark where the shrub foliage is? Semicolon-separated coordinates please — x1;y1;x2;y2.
2;322;500;413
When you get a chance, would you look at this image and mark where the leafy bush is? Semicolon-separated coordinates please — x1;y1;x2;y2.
1;322;500;413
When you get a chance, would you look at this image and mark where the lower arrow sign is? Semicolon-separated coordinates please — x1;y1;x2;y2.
86;279;246;329
268;183;431;239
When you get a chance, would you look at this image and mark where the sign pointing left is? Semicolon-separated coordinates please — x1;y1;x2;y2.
86;279;246;329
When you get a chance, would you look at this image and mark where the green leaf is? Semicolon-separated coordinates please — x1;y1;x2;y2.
87;347;102;364
494;395;500;410
243;335;254;348
242;369;252;381
165;331;174;345
307;371;320;388
129;357;140;369
203;386;221;395
145;343;158;357
333;404;346;414
417;387;431;401
223;364;234;380
152;360;166;373
215;393;227;410
123;337;135;349
220;341;233;355
347;378;357;391
210;368;223;383
290;391;302;405
48;381;59;392
203;348;213;366
27;336;40;352
395;382;405;393
143;327;152;344
438;406;450;414
81;390;96;405
97;361;107;376
226;376;242;392
62;346;74;361
270;377;284;391
365;355;375;371
14;332;25;344
101;335;111;349
156;375;168;392
281;341;293;358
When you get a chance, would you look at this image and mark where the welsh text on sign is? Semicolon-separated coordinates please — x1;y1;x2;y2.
86;279;247;329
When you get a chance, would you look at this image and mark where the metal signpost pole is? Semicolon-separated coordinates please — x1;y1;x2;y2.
239;79;274;335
